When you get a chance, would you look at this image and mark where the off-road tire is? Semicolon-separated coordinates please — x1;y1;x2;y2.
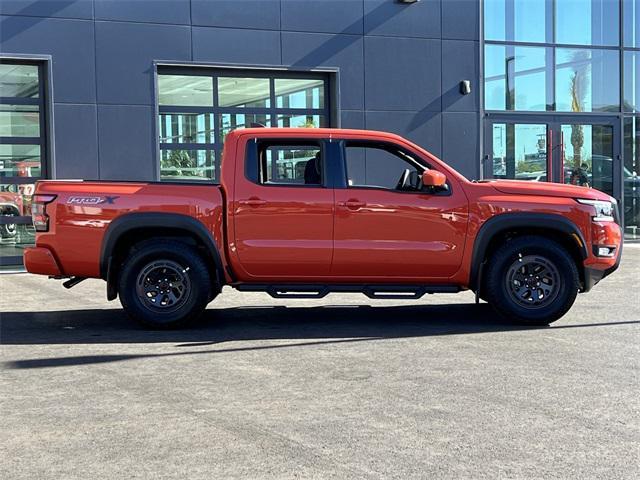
118;240;212;329
485;235;579;326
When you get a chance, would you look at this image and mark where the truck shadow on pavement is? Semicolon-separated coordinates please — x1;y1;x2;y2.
2;303;638;369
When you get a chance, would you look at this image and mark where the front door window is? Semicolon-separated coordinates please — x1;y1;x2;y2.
344;143;421;190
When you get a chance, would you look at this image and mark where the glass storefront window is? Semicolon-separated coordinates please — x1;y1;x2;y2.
623;117;640;239
512;47;548;111
276;114;324;128
157;69;329;183
484;45;549;111
556;0;619;46
555;48;619;112
0;182;36;257
158;113;214;144
484;1;639;237
0;105;40;137
624;51;639;112
0;64;39;98
160;149;216;182
485;45;507;110
275;78;325;109
219;113;271;141
0;145;41;178
485;0;619;46
218;77;270;108
624;0;640;47
484;0;550;43
158;75;213;106
0;60;45;266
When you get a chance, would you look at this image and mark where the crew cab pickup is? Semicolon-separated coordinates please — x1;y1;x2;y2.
25;128;622;328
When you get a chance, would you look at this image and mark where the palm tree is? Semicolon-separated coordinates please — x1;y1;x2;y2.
162;150;196;177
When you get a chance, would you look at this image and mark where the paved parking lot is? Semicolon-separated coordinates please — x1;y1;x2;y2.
1;247;639;479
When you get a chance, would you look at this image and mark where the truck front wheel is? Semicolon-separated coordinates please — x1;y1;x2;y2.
118;240;212;328
484;236;579;326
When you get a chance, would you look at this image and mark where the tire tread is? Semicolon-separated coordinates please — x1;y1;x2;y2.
118;240;213;329
484;235;579;325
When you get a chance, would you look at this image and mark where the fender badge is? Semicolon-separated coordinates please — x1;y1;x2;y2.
67;196;119;205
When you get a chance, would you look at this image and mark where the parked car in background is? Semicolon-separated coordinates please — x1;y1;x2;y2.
563;155;640;229
0;187;24;239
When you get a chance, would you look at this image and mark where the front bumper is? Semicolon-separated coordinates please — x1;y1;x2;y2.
583;260;621;292
582;221;623;292
23;246;63;276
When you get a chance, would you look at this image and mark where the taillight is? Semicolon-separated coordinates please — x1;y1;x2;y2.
31;194;56;232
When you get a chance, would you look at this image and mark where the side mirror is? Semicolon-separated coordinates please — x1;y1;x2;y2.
422;170;447;188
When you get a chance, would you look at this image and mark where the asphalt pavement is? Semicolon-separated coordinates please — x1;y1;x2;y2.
1;247;639;479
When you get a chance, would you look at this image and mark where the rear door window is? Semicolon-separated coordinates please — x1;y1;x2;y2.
258;144;323;186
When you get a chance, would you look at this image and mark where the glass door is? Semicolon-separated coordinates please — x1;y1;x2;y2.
487;121;550;182
485;115;621;200
558;122;617;198
623;118;640;240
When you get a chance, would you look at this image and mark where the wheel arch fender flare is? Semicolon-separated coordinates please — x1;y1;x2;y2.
100;212;225;298
469;212;588;291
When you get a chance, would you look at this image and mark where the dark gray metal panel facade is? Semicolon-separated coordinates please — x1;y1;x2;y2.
0;14;96;103
95;21;192;105
0;0;93;20
366;110;443;158
282;32;365;110
94;0;191;25
281;0;364;34
191;0;281;30
341;110;365;130
364;36;441;111
0;0;482;182
97;104;156;181
442;111;480;179
363;0;441;38
442;40;479;113
193;27;282;65
442;0;479;40
53;103;99;179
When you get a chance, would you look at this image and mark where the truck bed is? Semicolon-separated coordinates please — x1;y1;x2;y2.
32;180;225;278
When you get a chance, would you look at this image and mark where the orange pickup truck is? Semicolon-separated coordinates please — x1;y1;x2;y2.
25;128;622;328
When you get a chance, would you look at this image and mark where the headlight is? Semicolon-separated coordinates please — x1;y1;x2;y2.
577;198;615;222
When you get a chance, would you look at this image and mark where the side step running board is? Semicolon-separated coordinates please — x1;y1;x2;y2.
62;276;87;289
235;284;459;300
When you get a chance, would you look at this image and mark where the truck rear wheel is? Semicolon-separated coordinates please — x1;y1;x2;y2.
118;240;212;329
484;235;579;326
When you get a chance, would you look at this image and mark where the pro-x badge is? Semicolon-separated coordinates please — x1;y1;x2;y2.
67;196;119;205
